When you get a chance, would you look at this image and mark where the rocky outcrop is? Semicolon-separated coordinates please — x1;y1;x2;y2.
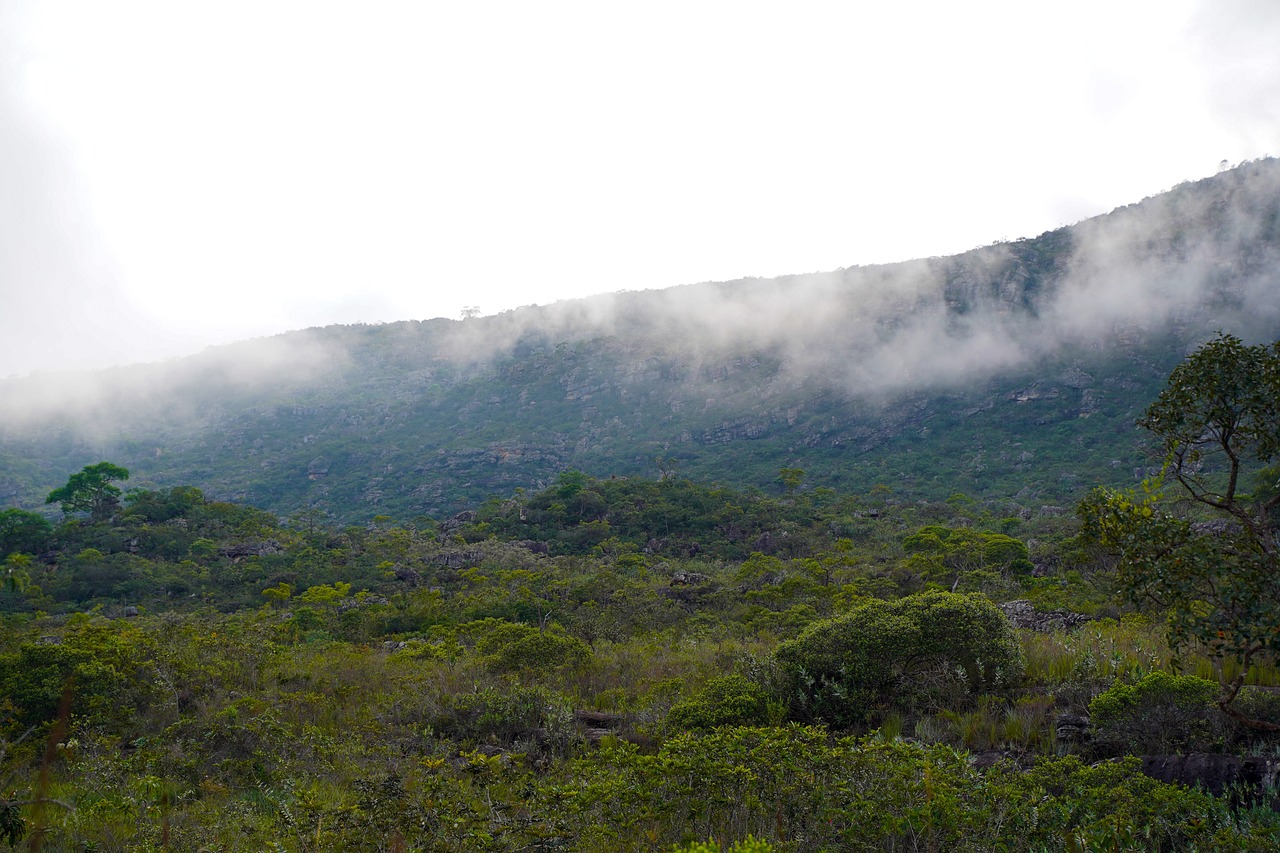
219;539;283;560
432;548;485;570
644;538;702;557
1007;383;1061;404
437;511;477;535
1058;366;1094;389
1140;754;1280;805
999;599;1092;632
515;539;550;555
1191;519;1241;536
575;709;624;742
391;564;421;585
1054;712;1091;745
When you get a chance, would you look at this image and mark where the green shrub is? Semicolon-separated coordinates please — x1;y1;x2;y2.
1089;671;1221;755
0;508;53;559
488;627;591;673
673;837;777;853
774;590;1022;727
667;675;777;732
0;643;107;727
1231;685;1280;739
433;684;576;749
451;618;593;673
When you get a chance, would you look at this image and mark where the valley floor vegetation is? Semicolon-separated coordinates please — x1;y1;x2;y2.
1;335;1279;851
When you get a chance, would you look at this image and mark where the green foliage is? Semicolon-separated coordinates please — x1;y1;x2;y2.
481;474;826;560
1089;671;1221;755
1231;685;1280;731
1079;334;1280;728
778;467;805;494
9;165;1280;529
561;726;1277;852
674;837;777;853
3;554;32;595
262;581;294;605
463;619;592;673
45;461;130;522
0;799;23;847
901;525;1033;586
432;683;575;748
0;508;53;559
296;581;352;604
667;675;777;732
774;590;1022;726
4;460;1280;848
0;624;149;729
122;485;206;522
1139;333;1280;494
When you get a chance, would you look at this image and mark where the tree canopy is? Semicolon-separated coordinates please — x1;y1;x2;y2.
0;508;52;558
1080;333;1280;729
46;462;130;523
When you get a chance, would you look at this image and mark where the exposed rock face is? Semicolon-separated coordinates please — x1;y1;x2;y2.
1058;366;1094;389
432;548;484;569
1029;554;1060;577
219;539;283;560
338;594;387;612
516;539;550;555
392;564;421;585
1140;754;1280;804
437;510;478;535
644;538;702;557
1191;519;1241;536
575;709;624;743
753;531;779;554
1055;712;1091;745
999;599;1092;632
1008;384;1061;404
663;570;713;605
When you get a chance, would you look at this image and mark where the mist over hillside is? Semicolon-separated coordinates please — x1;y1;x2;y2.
2;159;1278;519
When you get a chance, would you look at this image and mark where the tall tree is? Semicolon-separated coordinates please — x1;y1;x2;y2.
0;508;53;557
1080;333;1280;729
45;462;130;523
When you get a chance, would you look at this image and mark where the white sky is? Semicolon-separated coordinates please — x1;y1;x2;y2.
2;0;1278;379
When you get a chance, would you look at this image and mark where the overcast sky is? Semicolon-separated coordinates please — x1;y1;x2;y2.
2;0;1277;379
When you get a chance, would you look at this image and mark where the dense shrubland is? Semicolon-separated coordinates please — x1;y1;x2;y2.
0;335;1277;850
0;465;1278;851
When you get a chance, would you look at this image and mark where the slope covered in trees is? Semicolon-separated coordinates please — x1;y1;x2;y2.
2;330;1280;848
1;159;1278;522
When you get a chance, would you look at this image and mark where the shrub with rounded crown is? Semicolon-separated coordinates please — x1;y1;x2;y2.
774;590;1022;727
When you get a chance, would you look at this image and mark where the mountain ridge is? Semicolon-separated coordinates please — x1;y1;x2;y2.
2;159;1278;520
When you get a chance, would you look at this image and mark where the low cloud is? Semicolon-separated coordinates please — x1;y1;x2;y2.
2;160;1277;433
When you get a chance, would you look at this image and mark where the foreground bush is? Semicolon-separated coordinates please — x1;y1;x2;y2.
667;675;778;732
1089;670;1222;755
432;683;576;752
559;725;1279;853
774;590;1022;726
674;838;777;853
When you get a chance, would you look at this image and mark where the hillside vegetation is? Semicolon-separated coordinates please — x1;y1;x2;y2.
1;159;1278;522
2;452;1280;850
0;163;1278;850
3;327;1280;852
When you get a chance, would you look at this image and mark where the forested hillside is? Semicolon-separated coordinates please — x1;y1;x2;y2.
2;159;1278;522
1;183;1279;847
3;363;1280;850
